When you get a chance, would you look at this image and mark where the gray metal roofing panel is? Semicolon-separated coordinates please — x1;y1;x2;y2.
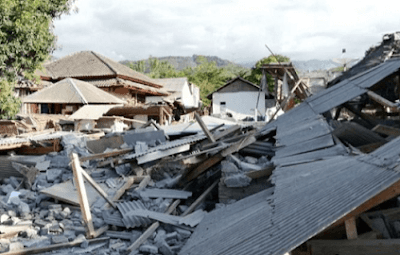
274;133;335;158
332;121;386;147
180;154;400;255
117;201;153;228
153;77;187;92
307;84;366;114
276;119;332;147
272;144;348;167
123;133;206;160
305;59;400;114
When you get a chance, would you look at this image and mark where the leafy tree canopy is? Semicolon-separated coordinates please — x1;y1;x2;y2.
0;0;75;119
246;54;291;92
129;55;245;106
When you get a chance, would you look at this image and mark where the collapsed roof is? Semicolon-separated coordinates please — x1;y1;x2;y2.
179;56;400;254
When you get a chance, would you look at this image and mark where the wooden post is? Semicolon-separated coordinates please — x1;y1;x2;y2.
345;217;358;240
127;199;181;252
71;153;95;238
194;112;216;143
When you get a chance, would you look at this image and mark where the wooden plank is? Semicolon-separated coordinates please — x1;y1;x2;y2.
137;144;190;164
194;112;216;143
79;148;133;162
367;90;399;110
308;239;400;255
127;199;181;252
332;178;400;227
372;124;400;137
245;165;274;179
185;135;256;182
80;169;116;208
344;217;358;239
0;237;109;255
182;180;218;217
70;153;95;238
213;125;241;141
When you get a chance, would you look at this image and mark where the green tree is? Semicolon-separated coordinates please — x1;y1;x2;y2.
148;58;180;79
246;54;290;92
129;60;146;73
0;0;76;119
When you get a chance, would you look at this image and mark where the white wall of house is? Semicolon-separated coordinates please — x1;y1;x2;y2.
146;81;200;109
212;91;266;120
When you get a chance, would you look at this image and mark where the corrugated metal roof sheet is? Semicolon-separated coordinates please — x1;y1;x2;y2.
117;201;153;228
180;58;400;255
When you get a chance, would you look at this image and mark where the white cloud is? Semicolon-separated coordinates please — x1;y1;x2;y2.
53;0;400;63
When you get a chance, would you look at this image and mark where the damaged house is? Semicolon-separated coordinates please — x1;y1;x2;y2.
39;51;169;104
207;76;274;120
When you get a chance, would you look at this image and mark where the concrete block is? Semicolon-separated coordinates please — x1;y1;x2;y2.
9;242;24;252
46;169;63;182
51;235;69;244
7;210;16;217
139;244;158;254
9;177;20;189
244;156;258;164
240;161;263;172
35;160;51;171
135;141;148;154
174;228;191;239
221;161;240;174
50;155;70;168
1;184;14;195
223;174;252;188
0;214;9;223
159;241;174;255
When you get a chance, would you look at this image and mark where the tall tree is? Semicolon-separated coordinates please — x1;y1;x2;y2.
246;54;290;92
0;0;76;119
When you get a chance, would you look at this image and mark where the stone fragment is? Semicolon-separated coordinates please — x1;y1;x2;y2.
244;156;258;164
221;161;240;174
159;241;174;255
139;244;158;254
1;184;15;195
51;235;69;244
46;169;63;182
35;160;51;171
223;174;252;188
9;242;24;251
0;214;9;223
174;228;191;239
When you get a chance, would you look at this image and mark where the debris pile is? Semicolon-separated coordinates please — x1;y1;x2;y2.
0;109;275;255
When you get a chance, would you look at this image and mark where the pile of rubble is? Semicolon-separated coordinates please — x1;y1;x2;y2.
0;112;273;255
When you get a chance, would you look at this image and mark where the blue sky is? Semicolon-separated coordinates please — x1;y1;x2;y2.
52;0;400;63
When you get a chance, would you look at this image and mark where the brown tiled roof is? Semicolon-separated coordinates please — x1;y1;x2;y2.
84;78;169;96
23;78;125;104
42;51;163;88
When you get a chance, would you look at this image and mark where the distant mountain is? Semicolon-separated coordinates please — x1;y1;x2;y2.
292;59;339;71
120;55;246;71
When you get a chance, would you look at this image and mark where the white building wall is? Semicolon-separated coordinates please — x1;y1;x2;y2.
212;91;266;120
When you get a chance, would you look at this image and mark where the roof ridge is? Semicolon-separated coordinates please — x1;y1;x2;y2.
67;78;88;104
91;51;119;75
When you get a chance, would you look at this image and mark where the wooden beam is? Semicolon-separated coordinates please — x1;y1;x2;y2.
185;135;256;182
127;199;181;252
181;179;219;217
372;124;400;137
245;165;274;179
345;217;358;239
80;169;116;208
194;112;216;143
308;239;400;255
70;153;95;238
367;90;399;110
332;177;400;227
102;176;145;209
79;148;133;162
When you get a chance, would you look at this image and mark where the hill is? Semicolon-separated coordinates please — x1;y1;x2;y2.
120;55;247;71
